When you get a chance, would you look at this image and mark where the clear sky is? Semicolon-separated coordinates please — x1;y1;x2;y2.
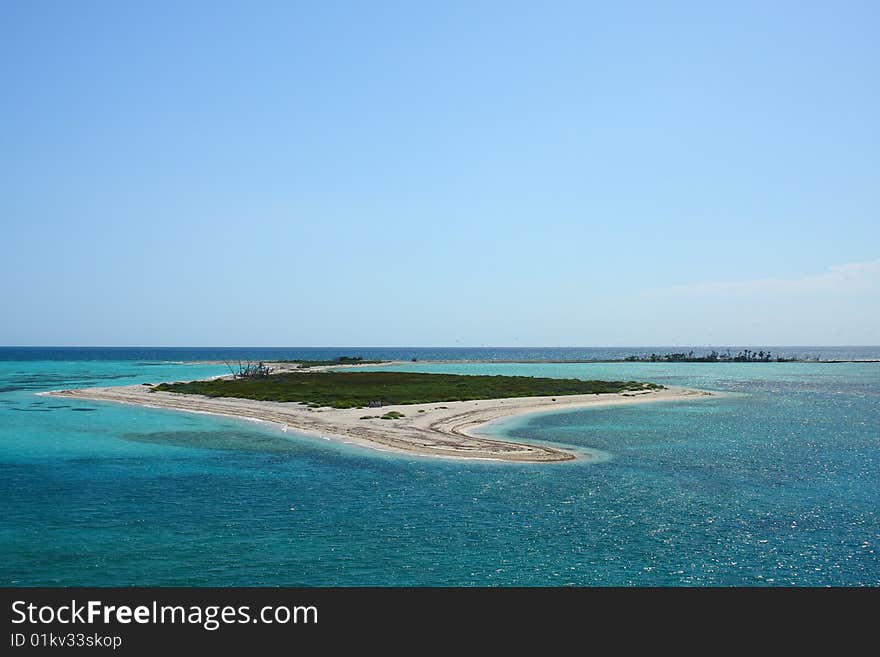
2;1;878;346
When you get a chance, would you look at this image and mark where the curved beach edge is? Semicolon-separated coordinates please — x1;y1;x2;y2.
44;385;714;463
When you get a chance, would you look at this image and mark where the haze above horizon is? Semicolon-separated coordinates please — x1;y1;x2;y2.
2;1;878;346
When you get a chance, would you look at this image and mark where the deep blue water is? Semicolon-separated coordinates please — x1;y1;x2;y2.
1;348;878;586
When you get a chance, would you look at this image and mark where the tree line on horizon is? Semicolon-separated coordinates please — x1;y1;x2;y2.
624;349;796;363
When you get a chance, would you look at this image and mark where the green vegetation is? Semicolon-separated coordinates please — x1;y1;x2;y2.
625;349;794;363
359;411;405;420
154;371;663;409
274;356;385;368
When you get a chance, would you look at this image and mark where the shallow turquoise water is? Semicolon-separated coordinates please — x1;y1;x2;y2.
1;355;877;586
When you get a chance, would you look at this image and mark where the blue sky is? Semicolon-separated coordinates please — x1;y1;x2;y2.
2;1;878;346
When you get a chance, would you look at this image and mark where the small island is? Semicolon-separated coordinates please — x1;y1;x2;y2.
624;349;789;363
50;370;711;462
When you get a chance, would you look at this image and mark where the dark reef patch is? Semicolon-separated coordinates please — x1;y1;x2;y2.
119;430;304;453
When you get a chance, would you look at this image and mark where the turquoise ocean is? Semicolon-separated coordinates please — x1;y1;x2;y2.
1;347;877;586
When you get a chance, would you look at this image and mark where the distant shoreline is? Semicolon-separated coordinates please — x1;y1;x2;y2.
183;358;880;367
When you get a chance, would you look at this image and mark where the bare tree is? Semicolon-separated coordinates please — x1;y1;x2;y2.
224;360;274;379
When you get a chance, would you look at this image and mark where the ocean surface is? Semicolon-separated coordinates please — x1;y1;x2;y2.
1;347;878;586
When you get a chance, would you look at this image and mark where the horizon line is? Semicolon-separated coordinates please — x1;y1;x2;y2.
2;344;879;350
